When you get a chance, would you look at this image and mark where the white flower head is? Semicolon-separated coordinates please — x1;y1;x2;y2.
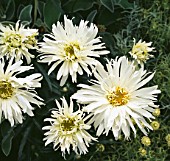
42;97;97;158
0;21;39;64
0;58;44;126
129;38;155;65
72;56;161;140
38;15;109;86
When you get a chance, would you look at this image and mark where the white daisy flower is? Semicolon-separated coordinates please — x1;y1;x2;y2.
38;15;109;86
72;56;160;140
0;58;44;126
42;97;97;158
129;38;155;65
0;21;39;64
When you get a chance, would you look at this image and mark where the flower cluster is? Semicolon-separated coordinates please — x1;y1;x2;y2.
0;21;43;126
72;56;160;139
43;97;97;158
129;38;155;65
38;15;109;86
0;58;44;126
0;16;161;158
0;21;38;64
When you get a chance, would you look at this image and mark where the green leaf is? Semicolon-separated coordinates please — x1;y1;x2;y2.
6;0;15;20
1;121;11;137
97;7;116;25
0;0;11;10
33;62;52;91
100;0;115;13
1;128;15;156
0;0;11;20
18;126;32;160
87;10;97;23
114;0;133;9
16;4;24;17
99;32;116;56
63;0;95;13
0;0;11;8
99;32;115;48
35;18;44;27
19;5;33;23
44;0;62;29
51;82;61;95
38;1;45;18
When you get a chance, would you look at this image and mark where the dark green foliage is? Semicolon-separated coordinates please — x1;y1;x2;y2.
1;122;15;156
0;0;170;161
19;4;33;23
44;0;62;29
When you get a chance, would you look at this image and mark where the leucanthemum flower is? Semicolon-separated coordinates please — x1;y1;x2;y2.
42;97;97;158
0;58;44;126
129;38;155;65
0;21;38;63
38;15;109;86
72;56;160;140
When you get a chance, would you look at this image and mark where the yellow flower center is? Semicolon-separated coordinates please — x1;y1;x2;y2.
135;44;147;52
61;118;75;131
24;34;37;47
5;33;22;48
0;81;14;99
106;86;130;106
64;42;80;60
132;44;149;61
